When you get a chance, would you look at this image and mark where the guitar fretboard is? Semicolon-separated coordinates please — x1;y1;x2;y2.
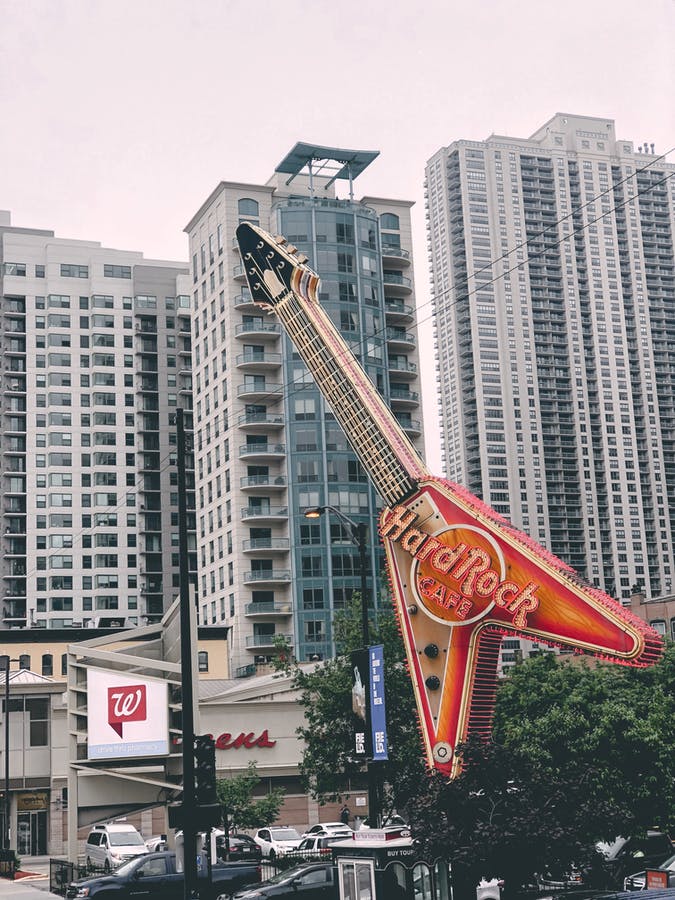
274;288;429;507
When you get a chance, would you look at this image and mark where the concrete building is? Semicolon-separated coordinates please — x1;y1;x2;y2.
0;212;197;629
426;115;675;604
185;144;426;674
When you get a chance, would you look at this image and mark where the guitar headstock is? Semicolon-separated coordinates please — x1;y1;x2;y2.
235;222;320;310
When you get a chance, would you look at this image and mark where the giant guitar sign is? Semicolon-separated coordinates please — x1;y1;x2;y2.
235;222;663;778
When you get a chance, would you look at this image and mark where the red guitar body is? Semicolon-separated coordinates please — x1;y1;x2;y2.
380;477;663;777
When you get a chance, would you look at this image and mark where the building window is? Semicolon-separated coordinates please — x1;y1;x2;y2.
41;654;53;676
60;264;89;278
238;198;259;218
198;651;209;673
380;213;400;230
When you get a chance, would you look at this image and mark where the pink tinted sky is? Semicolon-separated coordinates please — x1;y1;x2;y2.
1;0;674;471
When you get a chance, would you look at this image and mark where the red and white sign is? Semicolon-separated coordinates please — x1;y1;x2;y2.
87;668;168;760
107;684;147;738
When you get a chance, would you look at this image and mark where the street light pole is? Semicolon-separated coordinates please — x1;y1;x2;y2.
304;506;379;827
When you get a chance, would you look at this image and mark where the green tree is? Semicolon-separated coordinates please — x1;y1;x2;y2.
407;645;675;897
215;762;285;830
275;594;426;818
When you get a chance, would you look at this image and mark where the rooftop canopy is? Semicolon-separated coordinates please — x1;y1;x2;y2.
275;142;379;193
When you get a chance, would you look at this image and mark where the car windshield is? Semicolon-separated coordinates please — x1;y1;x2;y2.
109;831;145;846
270;828;301;841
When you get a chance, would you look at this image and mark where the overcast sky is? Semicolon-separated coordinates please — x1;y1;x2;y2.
1;0;674;471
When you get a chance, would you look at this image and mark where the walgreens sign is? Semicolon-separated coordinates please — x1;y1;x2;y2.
87;667;169;760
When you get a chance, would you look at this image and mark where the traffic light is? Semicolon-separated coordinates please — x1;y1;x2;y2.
194;734;217;805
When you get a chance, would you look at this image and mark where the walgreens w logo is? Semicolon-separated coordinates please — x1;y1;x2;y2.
107;684;147;738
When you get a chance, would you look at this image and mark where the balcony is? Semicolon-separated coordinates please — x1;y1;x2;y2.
233;293;258;312
236;351;282;371
384;299;414;322
233;264;247;281
245;601;292;617
383;272;413;294
237;412;285;432
242;538;290;556
239;443;286;461
386;328;416;350
235;322;280;341
245;631;292;649
240;505;288;523
242;570;291;586
240;474;287;491
237;382;283;402
387;359;417;379
381;246;411;266
389;387;419;408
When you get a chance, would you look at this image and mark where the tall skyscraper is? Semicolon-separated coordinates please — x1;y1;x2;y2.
427;114;675;603
185;143;425;674
0;212;196;629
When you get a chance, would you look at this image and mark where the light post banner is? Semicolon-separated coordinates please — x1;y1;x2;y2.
368;645;388;761
350;648;370;757
87;667;169;759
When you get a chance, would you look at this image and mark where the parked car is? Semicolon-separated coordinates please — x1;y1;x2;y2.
358;814;408;831
67;850;261;900
295;835;351;857
624;851;675;890
231;862;335;899
84;822;148;872
253;827;303;860
301;822;352;839
588;833;675;890
144;834;168;852
217;833;263;862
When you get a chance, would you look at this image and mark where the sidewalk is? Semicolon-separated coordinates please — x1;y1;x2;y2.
0;857;61;897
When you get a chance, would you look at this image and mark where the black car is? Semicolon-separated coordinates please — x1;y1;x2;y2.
232;862;335;899
66;850;261;900
217;833;263;862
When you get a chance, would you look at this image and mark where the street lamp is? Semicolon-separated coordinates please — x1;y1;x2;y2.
303;505;379;826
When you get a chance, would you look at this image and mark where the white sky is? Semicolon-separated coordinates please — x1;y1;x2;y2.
1;0;674;472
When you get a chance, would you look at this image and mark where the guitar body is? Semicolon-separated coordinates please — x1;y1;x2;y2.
380;477;662;777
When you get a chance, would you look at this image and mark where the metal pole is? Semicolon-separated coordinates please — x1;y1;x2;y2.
3;658;9;850
355;523;379;829
177;408;198;900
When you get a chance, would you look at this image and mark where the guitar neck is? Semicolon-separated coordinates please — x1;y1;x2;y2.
272;288;429;507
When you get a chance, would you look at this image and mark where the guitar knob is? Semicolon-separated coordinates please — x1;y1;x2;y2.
424;643;439;659
425;675;440;690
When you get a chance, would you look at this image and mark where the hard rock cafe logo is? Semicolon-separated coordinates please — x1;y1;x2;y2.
107;684;147;738
380;506;541;629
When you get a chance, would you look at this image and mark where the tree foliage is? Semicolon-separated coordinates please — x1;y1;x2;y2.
215;762;285;830
275;594;426;817
407;645;675;896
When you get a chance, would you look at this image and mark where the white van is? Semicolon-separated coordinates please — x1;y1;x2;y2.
84;823;148;872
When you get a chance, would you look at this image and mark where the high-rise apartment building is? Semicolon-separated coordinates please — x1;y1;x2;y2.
0;212;196;629
427;114;675;603
185;144;425;674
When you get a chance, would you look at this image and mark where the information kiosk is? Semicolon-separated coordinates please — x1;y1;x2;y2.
331;828;450;900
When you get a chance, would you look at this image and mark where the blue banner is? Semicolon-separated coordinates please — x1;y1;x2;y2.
368;645;388;760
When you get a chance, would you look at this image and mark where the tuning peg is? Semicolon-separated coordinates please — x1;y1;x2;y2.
296;254;308;264
285;244;297;254
273;235;287;245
